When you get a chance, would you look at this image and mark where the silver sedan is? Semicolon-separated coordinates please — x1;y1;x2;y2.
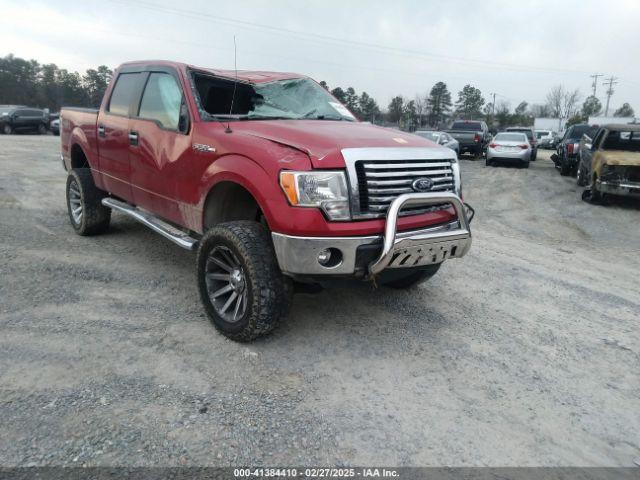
413;130;459;156
486;132;532;168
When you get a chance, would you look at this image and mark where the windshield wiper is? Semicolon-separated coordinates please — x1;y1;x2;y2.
247;114;296;120
301;110;350;121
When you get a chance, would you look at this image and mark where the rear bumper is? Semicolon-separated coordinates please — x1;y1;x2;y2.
459;143;483;152
596;179;640;197
487;148;530;161
271;193;472;278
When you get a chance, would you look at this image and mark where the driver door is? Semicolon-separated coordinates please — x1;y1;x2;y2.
128;70;192;225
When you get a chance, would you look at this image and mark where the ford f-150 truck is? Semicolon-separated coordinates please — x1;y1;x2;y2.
444;120;490;158
60;60;473;341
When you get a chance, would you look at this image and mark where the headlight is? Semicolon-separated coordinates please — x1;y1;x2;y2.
279;170;350;220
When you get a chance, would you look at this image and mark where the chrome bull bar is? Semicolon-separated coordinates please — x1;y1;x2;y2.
367;192;472;277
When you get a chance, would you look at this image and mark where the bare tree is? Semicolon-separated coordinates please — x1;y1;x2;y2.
414;95;426;128
546;85;581;119
562;89;581;118
546;85;564;118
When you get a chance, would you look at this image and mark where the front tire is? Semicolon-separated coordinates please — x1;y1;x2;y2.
380;264;441;289
197;221;292;342
3;124;12;135
37;123;47;135
66;168;111;235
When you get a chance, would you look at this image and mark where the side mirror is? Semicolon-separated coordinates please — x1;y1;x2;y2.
178;102;190;134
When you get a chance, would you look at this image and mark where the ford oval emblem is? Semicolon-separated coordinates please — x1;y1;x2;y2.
412;178;434;192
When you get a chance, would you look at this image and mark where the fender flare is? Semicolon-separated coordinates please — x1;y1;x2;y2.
67;127;94;168
198;154;285;233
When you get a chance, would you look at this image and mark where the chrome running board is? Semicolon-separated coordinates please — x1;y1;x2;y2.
102;198;198;251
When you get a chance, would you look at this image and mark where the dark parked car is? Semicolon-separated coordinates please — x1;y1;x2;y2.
506;127;538;160
551;124;598;176
0;105;49;134
444;120;491;157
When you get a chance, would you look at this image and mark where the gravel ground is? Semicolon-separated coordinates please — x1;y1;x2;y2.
0;135;638;467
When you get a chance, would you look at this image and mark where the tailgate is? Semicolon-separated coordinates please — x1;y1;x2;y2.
448;131;477;144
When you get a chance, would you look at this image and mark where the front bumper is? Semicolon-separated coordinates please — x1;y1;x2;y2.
271;193;472;278
596;179;640;197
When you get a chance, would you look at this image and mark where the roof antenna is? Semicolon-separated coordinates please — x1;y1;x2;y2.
225;35;237;134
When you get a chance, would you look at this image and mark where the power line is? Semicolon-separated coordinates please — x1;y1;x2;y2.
107;0;596;76
603;76;619;116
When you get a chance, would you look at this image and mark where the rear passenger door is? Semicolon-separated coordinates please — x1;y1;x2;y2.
128;68;192;225
96;71;145;201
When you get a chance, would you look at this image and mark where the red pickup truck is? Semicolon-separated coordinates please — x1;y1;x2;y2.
60;60;473;341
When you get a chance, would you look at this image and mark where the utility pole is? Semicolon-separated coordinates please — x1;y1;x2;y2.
490;92;496;116
590;74;603;97
603;76;618;116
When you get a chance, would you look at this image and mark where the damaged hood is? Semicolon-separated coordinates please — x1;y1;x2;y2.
600;150;640;167
231;120;440;168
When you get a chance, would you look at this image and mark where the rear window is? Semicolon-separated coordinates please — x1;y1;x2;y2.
507;128;533;140
451;121;482;131
567;125;597;140
108;73;143;116
494;133;527;142
602;130;640;152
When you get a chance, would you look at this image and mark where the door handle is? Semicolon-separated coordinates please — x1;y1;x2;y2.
128;131;139;146
97;124;105;137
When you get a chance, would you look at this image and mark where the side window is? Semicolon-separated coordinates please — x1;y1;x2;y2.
108;73;143;116
138;73;183;131
593;130;605;148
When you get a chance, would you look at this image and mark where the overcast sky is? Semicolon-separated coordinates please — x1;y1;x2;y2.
2;0;640;113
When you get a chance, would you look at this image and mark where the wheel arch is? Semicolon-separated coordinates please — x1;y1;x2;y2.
70;143;90;169
65;126;95;170
202;180;264;231
197;153;296;234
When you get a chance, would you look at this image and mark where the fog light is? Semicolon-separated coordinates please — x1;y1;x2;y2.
317;248;343;268
317;249;332;265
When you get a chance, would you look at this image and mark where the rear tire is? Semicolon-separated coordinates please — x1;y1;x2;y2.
522;160;530;169
3;124;12;135
576;163;588;186
560;163;571;176
197;221;292;342
380;264;441;289
37;123;47;135
66;168;111;235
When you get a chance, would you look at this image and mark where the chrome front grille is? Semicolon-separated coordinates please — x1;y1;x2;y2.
342;147;460;219
354;158;455;217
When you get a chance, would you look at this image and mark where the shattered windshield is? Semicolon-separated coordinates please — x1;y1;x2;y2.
193;74;356;121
